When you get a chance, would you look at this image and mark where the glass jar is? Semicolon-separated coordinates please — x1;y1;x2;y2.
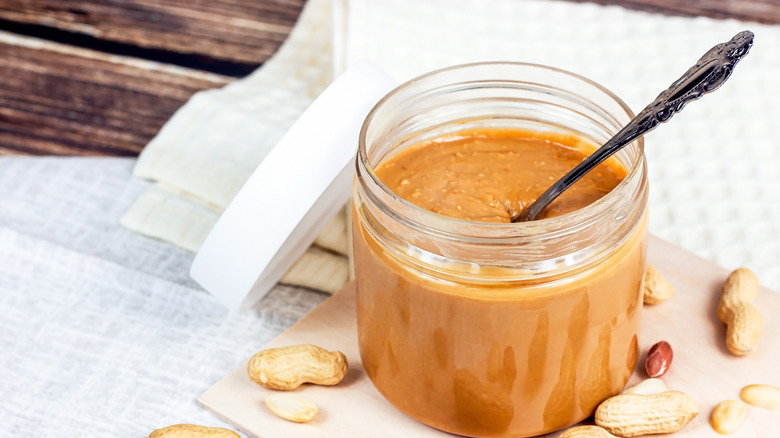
352;62;648;438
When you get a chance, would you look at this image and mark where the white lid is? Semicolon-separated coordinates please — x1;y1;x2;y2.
190;61;398;312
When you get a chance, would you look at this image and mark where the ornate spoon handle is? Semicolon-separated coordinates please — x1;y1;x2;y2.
514;30;754;223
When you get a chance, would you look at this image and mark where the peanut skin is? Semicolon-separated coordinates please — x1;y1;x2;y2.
718;268;763;355
149;424;241;438
247;344;347;390
644;340;673;378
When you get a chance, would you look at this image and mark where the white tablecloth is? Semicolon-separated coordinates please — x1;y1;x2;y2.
0;157;326;436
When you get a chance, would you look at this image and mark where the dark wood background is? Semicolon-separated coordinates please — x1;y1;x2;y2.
0;0;776;156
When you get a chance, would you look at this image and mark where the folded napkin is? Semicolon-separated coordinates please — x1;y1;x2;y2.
121;0;350;294
124;0;780;293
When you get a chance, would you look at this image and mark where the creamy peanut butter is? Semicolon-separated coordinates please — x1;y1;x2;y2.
376;128;625;222
353;128;646;438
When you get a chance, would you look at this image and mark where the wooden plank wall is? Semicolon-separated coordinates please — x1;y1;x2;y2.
0;33;230;155
0;0;306;156
0;1;305;64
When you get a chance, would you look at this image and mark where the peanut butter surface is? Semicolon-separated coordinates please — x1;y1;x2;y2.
375;128;626;221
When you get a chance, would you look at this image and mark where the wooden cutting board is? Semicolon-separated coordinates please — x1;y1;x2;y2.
199;235;780;437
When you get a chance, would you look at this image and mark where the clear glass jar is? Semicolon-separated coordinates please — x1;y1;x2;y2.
352;62;648;438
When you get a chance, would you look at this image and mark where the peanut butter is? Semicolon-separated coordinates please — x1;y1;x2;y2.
376;129;625;222
353;128;646;437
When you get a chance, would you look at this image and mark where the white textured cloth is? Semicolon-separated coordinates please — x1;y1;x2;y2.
0;157;327;436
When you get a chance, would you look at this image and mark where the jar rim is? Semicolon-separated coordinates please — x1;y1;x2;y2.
357;61;644;240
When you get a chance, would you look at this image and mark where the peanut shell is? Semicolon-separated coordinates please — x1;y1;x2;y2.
595;391;699;437
247;344;347;390
718;267;758;323
726;302;764;356
560;425;618;437
149;424;241;438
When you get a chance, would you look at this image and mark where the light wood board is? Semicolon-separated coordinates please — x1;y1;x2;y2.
199;235;780;437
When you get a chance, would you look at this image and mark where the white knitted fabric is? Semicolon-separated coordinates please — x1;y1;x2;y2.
0;157;327;436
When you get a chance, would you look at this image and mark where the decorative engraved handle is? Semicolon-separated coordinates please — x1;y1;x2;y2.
514;30;754;222
628;30;754;140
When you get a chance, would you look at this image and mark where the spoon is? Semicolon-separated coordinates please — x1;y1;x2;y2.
513;30;754;222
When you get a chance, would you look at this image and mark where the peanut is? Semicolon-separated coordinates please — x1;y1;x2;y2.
595;391;699;437
643;264;675;304
622;378;668;396
718;268;763;355
710;400;747;435
717;268;759;322
149;424;240;438
644;340;673;378
265;393;318;423
247;344;347;390
725;303;764;355
740;384;780;410
560;425;618;437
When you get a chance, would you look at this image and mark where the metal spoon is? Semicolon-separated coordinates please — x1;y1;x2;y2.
513;30;754;222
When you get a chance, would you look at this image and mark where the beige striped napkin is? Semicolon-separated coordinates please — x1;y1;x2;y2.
121;0;349;294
